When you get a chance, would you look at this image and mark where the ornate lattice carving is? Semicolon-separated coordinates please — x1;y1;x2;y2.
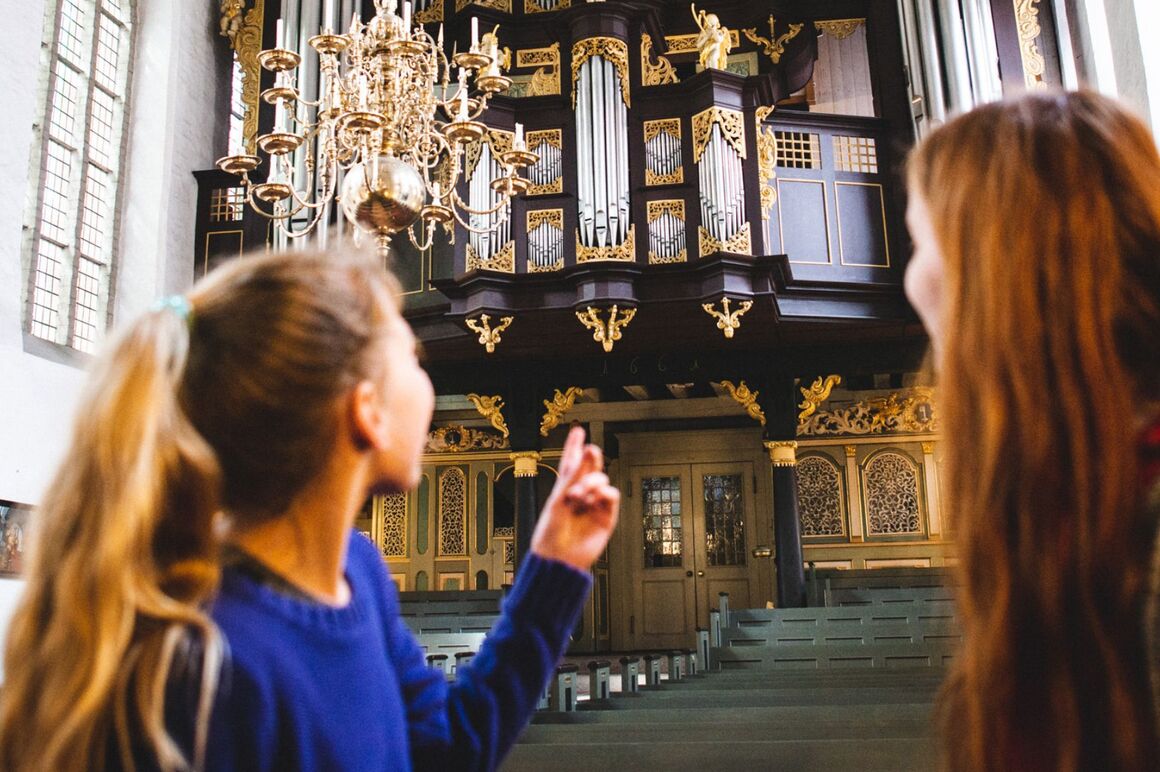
414;0;443;24
754;106;777;219
427;426;509;452
641;33;678;86
516;44;561;96
816;18;864;40
692;106;746;163
380;493;408;557
664;30;740;54
644;119;683;186
525;0;570;13
1015;0;1047;89
576;224;636;262
797;456;845;537
503;539;515;565
698;222;752;256
571;37;631;108
798;387;938;437
457;0;510;11
438;467;468;556
647;199;687;264
863;452;922;536
466;240;515;273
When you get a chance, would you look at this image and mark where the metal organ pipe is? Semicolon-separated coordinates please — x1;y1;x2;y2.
698;124;746;243
575;52;631;249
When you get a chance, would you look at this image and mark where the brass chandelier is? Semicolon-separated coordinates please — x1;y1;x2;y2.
216;0;537;255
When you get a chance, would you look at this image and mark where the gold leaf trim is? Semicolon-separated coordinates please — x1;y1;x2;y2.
701;297;752;339
575;306;636;353
428;425;510;452
797;387;939;437
457;0;510;11
527;208;563;231
665;30;740;54
572;37;631;109
415;1;444;24
698;222;752;256
464;315;514;355
525;0;570;14
226;0;265;154
576;223;636;262
798;375;842;422
692;106;746;163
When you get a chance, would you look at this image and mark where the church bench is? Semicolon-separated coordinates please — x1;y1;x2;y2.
720;620;962;649
824;586;958;607
729;601;958;629
413;631;487;657
714;640;958;670
403;614;499;634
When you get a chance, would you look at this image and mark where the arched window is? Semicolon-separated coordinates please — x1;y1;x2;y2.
862;450;924;536
26;0;134;352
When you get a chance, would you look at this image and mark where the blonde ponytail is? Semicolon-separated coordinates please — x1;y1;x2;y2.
0;305;223;771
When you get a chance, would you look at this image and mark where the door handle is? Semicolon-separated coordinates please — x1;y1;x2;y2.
685;570;694;577
697;570;705;577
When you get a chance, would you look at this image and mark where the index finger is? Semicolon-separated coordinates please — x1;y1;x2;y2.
556;425;587;483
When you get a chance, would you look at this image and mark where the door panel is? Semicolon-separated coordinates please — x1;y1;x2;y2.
627;462;760;648
631;466;697;650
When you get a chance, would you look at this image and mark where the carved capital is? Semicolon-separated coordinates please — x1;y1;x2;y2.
764;440;798;467
510;451;543;477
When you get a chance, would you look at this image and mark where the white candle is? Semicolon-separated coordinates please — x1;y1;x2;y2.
323;0;334;30
458;84;468;119
275;18;284;49
437;23;444;48
432;181;442;201
274;98;286;133
514;122;524;146
402;2;411;31
471;17;478;48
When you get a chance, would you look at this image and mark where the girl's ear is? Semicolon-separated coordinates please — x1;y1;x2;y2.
351;380;389;450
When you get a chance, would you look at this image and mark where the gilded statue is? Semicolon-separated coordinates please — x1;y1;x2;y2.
219;0;246;47
691;4;732;71
480;27;511;71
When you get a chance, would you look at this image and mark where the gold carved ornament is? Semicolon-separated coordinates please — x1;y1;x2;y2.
691;3;733;71
516;44;562;97
415;0;443;24
527;208;563;232
797;386;938;437
457;0;511;12
641;33;679;86
571;37;631;108
643;119;683;186
665;29;740;55
576;306;636;353
466;393;510;438
1014;0;1047;90
816;19;865;40
646;199;687;264
764;440;798;467
464;314;514;354
698;222;752;256
466;240;515;273
428;425;509;452
510;450;543;477
798;374;842;423
525;0;570;13
755;105;778;220
692;106;746;163
576;224;636;262
743;16;805;65
540;386;585;437
219;0;264;154
720;380;766;426
701;297;753;339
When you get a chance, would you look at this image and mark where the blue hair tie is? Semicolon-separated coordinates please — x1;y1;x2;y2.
152;294;193;322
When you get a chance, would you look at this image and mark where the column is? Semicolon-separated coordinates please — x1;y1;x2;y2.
843;445;864;542
921;441;943;537
756;375;806;608
511;450;541;571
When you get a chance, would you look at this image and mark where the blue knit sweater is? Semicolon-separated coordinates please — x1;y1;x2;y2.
198;533;590;771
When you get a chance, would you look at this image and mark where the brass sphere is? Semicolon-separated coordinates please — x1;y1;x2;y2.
340;155;426;236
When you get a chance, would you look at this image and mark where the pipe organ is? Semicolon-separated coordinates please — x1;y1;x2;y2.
467;137;514;272
572;39;632;255
694;108;750;255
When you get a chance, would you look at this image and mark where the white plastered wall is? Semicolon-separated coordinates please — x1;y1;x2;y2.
0;0;228;653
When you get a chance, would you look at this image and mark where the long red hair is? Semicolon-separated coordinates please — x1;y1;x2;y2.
909;91;1160;770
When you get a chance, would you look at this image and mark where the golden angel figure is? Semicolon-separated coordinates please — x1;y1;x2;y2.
692;4;731;71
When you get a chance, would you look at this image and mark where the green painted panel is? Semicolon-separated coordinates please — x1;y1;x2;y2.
476;471;489;555
417;475;430;555
415;570;428;591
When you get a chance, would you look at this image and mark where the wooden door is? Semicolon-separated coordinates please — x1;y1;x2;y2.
630;465;698;650
628;462;759;649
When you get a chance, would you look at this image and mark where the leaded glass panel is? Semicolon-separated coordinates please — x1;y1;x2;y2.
703;474;745;566
642;476;682;568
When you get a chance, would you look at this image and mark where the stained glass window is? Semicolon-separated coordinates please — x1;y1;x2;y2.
703;474;745;566
642;476;682;568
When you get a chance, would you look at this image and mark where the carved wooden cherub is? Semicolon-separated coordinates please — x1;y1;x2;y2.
219;0;245;46
692;4;731;71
